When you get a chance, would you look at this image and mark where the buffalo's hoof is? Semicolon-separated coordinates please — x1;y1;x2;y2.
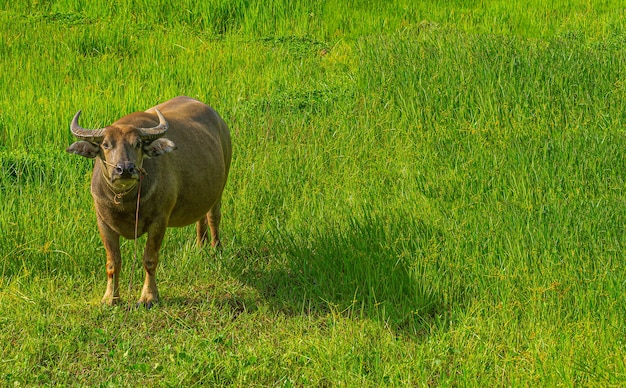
136;300;157;309
101;297;121;306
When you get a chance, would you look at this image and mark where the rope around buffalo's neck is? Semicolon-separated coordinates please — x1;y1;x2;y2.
109;184;137;205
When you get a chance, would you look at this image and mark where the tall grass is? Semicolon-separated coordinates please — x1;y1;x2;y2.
1;0;625;385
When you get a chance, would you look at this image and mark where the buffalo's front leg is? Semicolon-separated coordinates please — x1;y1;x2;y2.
97;216;122;305
137;223;166;308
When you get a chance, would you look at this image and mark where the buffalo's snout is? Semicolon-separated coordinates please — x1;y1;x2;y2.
112;162;139;180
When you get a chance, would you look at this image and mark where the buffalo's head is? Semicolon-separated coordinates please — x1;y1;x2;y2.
66;109;176;189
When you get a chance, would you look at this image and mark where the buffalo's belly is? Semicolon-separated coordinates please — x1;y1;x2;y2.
166;197;217;227
164;167;224;227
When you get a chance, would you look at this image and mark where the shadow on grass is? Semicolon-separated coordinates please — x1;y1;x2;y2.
226;211;450;336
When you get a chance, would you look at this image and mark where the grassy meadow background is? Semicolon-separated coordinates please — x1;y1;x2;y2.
1;0;625;385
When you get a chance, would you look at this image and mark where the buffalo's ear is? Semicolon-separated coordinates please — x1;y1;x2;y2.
66;141;100;158
143;138;177;158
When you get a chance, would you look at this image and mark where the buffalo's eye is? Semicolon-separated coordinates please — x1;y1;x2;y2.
101;142;111;150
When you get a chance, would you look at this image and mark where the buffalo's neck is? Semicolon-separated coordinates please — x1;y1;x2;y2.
92;185;149;240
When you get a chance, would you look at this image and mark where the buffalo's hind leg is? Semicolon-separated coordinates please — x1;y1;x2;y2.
196;215;209;246
208;198;222;248
196;199;222;248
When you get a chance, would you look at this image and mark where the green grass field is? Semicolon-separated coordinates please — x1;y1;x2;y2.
1;0;625;385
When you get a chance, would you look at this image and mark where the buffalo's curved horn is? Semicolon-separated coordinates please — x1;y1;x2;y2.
70;111;106;143
138;109;169;141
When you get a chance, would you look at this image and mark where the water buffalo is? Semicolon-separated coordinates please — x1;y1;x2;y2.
67;96;232;307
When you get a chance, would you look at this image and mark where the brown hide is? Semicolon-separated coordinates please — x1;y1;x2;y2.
67;96;232;307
